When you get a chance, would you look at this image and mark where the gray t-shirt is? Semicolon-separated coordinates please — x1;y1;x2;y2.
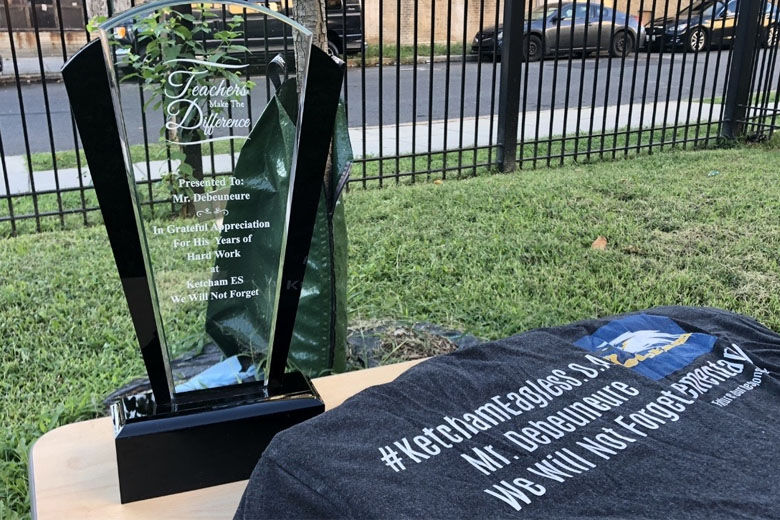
235;306;780;519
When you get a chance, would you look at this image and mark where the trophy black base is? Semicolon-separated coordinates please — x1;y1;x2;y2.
110;371;324;503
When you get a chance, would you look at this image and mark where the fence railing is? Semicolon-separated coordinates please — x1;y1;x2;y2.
1;0;779;236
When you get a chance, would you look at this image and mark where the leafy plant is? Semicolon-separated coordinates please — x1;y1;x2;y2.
104;5;255;214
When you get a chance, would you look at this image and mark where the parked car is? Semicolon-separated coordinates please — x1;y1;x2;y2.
471;2;644;61
323;0;363;56
645;0;779;52
208;0;365;56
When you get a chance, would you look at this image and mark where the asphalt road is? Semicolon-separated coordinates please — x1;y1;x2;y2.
1;48;778;156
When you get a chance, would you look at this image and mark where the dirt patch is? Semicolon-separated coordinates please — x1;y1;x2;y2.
346;320;482;369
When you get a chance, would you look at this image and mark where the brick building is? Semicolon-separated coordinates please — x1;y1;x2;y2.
0;0;87;57
362;0;691;45
2;0;693;59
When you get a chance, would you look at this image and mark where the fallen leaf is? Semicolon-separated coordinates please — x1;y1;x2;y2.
591;236;608;250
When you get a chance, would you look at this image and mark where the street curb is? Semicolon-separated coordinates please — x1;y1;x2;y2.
346;53;478;68
0;73;63;86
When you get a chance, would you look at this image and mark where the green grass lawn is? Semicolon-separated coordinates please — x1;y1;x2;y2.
348;143;780;336
1;142;779;517
3;122;722;237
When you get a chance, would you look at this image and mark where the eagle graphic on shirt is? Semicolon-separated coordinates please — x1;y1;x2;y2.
574;314;718;380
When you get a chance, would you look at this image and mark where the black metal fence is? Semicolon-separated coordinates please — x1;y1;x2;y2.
1;0;779;235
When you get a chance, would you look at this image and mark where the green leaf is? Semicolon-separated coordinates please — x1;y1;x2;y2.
227;44;251;53
209;51;226;63
213;30;238;41
169;150;186;162
120;72;140;82
85;15;107;34
145;40;159;56
162;46;180;63
178;162;194;176
174;25;192;40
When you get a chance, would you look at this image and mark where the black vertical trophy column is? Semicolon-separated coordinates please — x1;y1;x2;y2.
266;46;348;394
63;28;345;503
61;39;174;410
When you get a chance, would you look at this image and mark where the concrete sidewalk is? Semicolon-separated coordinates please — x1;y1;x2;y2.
1;100;721;196
354;100;720;157
0;56;66;84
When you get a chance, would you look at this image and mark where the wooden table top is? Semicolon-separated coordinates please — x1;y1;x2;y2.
29;360;422;520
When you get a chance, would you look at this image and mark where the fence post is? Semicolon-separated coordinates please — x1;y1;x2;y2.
497;0;525;172
721;0;764;139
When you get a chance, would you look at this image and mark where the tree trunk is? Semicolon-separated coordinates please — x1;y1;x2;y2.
293;0;329;97
180;131;205;192
86;0;130;19
85;0;108;18
293;0;332;187
172;3;204;195
293;0;329;81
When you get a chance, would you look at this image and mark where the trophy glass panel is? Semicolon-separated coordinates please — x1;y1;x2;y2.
99;1;312;397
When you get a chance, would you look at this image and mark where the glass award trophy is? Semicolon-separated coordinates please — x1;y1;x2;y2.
61;0;345;503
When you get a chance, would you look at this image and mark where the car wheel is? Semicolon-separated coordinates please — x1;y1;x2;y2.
686;27;707;52
610;31;634;57
524;34;543;62
328;40;340;57
765;25;779;48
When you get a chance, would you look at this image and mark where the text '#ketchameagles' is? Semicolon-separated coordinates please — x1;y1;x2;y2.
376;344;768;514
